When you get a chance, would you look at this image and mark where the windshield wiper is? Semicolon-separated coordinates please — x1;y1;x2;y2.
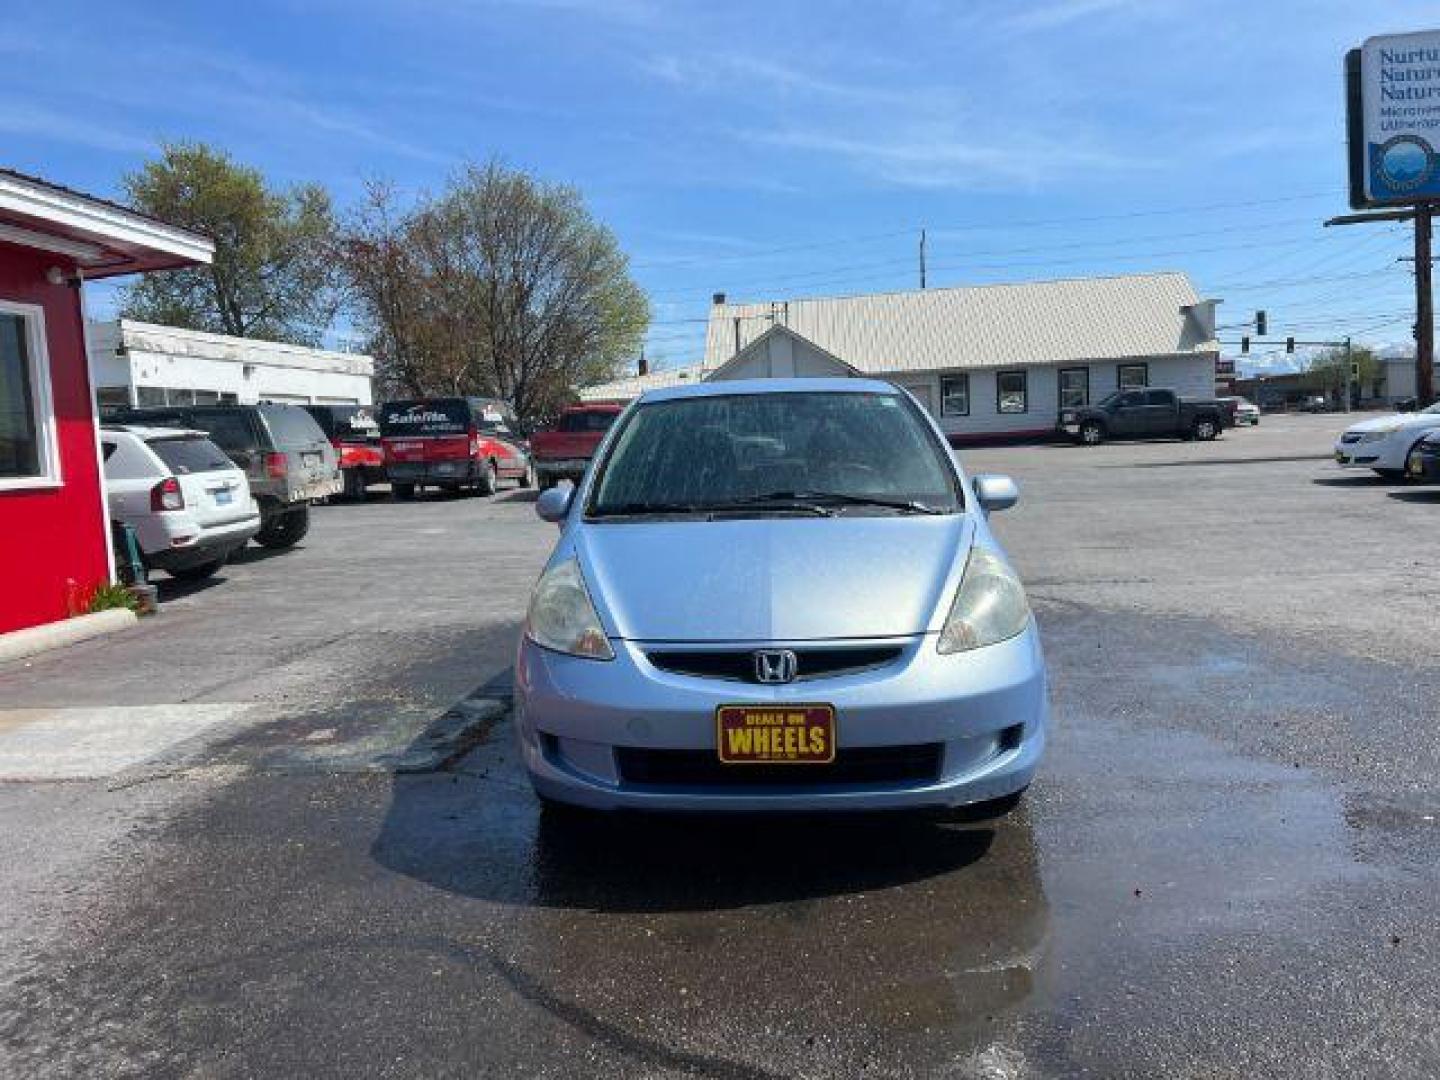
732;490;944;515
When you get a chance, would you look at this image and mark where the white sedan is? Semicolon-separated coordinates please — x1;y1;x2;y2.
1334;404;1440;477
101;425;262;580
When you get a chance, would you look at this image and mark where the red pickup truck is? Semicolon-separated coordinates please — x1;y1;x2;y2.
529;401;625;489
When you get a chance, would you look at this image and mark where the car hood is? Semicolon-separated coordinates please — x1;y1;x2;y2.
576;514;973;642
1345;413;1440;435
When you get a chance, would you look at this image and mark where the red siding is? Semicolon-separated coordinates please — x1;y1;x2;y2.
0;244;109;634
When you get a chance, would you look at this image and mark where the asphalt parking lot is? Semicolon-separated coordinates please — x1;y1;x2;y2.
3;411;1440;1079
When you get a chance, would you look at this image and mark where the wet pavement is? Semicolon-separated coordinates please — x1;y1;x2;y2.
3;414;1439;1078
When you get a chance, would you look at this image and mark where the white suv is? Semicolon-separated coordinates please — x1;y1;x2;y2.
101;426;262;580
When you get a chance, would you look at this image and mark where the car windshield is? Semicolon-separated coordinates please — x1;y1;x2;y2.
150;436;233;475
588;390;962;517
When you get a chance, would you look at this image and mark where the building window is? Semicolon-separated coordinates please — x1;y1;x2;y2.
940;374;970;416
1118;362;1149;389
996;370;1028;414
96;387;131;417
1058;367;1089;410
0;302;59;489
136;385;167;407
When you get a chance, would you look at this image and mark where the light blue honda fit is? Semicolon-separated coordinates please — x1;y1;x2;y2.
514;378;1047;815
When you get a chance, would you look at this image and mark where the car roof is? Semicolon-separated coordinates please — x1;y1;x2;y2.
102;424;211;441
638;377;901;404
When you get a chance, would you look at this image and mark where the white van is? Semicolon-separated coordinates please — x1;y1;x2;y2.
101;426;261;580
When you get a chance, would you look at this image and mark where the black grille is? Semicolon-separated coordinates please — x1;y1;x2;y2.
615;743;944;789
645;646;903;683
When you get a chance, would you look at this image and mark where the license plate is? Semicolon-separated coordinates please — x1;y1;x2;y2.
214;488;233;505
716;704;835;764
302;452;320;467
436;462;455;474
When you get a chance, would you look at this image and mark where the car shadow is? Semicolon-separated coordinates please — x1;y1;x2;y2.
229;543;300;565
1311;474;1398;487
369;677;1033;916
153;574;227;602
1387;488;1440;502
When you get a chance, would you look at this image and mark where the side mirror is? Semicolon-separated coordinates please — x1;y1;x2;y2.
973;474;1019;513
536;485;574;524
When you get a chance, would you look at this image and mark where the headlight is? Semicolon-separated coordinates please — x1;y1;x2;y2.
525;558;614;660
937;547;1031;654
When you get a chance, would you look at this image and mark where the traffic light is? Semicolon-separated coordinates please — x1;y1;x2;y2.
1286;336;1295;353
1241;336;1250;353
1256;310;1267;336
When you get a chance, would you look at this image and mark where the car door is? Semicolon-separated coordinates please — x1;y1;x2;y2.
1110;391;1147;435
1141;390;1177;434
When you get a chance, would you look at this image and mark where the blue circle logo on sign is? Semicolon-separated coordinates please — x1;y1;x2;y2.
1378;135;1435;192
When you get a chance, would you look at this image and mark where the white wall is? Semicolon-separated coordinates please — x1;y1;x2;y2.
87;320;373;407
881;353;1217;437
712;331;852;380
1384;356;1418;401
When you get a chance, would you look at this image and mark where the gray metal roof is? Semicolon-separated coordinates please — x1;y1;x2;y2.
703;272;1217;373
578;362;713;401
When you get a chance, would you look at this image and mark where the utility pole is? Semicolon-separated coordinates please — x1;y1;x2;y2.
1326;204;1436;406
919;228;927;290
1418;204;1434;406
1343;336;1352;413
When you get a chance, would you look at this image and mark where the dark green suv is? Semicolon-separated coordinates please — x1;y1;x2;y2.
115;403;341;548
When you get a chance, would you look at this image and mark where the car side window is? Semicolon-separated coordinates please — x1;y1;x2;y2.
1144;390;1172;406
1118;392;1143;408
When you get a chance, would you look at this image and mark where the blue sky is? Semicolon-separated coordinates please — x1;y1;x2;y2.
4;0;1438;371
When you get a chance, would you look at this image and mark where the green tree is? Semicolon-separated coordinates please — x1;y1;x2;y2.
118;142;338;345
341;162;648;421
1306;344;1381;399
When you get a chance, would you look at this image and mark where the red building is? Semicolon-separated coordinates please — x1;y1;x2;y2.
0;169;212;636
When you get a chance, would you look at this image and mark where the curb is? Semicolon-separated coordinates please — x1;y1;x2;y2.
386;696;508;774
0;609;139;665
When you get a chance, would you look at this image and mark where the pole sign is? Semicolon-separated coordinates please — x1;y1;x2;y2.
1349;31;1440;208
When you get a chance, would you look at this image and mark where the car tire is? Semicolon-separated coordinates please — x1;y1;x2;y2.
1193;418;1219;441
519;461;536;489
1405;440;1427;482
169;559;224;582
392;482;416;501
538;474;556;491
1080;421;1104;446
939;788;1026;823
477;460;498;496
254;504;311;549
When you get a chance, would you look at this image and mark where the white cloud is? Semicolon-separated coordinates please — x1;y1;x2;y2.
746;126;1149;190
1004;0;1146;32
0;103;153;155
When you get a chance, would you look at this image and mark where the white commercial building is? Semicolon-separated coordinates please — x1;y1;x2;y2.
583;272;1219;438
87;319;374;415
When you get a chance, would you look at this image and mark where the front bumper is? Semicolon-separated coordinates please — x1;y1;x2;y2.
1334;436;1401;469
514;628;1047;812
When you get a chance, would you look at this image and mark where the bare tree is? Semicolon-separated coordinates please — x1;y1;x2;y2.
340;163;648;419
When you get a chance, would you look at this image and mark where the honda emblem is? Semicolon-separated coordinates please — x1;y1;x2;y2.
753;649;799;684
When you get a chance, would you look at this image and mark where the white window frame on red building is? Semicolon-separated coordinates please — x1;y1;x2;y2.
0;297;61;491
